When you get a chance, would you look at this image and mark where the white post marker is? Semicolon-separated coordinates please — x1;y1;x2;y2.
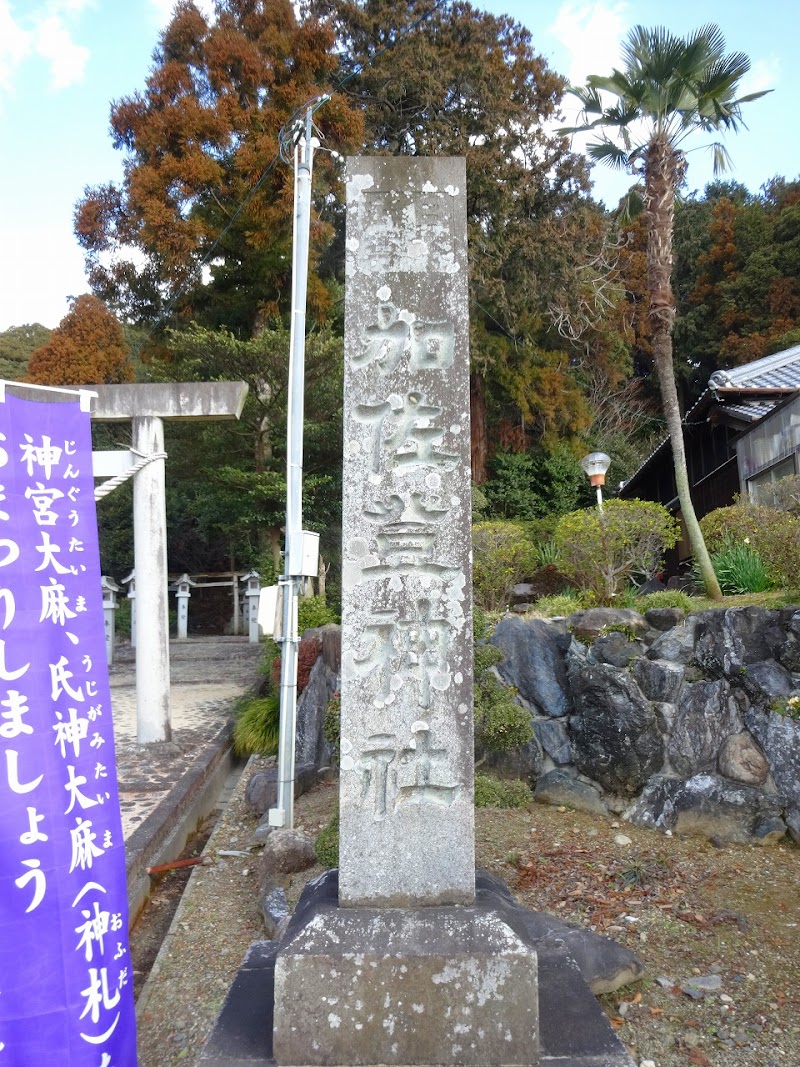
173;573;196;640
122;571;136;647
101;576;120;666
240;570;262;644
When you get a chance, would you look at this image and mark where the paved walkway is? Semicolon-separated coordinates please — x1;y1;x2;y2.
109;637;264;838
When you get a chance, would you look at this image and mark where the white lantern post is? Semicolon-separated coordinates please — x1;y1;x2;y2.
580;452;612;512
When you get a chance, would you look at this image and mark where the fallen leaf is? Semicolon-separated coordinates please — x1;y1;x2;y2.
688;1047;711;1066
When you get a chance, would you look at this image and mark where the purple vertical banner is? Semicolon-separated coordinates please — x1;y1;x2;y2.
0;395;137;1065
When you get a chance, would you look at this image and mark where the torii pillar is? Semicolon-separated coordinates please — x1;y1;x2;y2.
92;382;248;743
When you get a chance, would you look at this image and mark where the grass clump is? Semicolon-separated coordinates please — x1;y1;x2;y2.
637;589;697;613
232;693;280;756
474;773;533;809
315;810;339;868
530;591;585;617
706;542;773;594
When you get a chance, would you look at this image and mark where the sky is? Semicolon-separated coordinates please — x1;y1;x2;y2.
0;0;797;332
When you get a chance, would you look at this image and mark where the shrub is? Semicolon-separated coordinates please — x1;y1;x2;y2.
476;677;532;753
232;694;280;756
637;589;697;613
472;521;538;612
298;595;339;633
770;475;800;516
473;638;532;760
323;691;341;762
474;774;533;809
555;499;680;604
314;810;339;868
699;502;800;589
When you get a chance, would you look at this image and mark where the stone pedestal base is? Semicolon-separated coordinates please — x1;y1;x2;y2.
199;871;637;1067
273;874;538;1066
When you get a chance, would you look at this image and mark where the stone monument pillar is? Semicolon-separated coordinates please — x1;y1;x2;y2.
272;157;540;1066
338;155;475;907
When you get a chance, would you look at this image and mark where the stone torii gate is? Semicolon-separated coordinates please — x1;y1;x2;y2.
92;382;248;744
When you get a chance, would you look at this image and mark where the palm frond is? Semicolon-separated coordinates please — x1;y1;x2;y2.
587;139;631;170
710;141;733;175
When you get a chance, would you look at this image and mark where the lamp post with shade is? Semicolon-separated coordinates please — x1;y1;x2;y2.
580;452;612;512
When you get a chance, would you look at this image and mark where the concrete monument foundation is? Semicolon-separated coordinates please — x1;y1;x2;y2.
273;876;538;1066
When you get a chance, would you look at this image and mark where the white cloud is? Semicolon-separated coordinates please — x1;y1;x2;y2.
0;1;32;95
548;1;627;86
32;13;89;89
0;1;92;99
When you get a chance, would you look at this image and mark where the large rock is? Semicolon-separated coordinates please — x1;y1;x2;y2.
515;907;644;995
644;607;685;631
491;615;572;718
590;631;646;668
486;737;544;782
533;769;608;816
718;732;769;786
694;607;785;678
244;762;318;816
258;829;317;893
566;607;648;643
570;662;663;796
777;634;800;673
667;679;744;778
260;886;291;939
739;659;794;706
632;657;686;704
745;707;800;808
295;654;339;768
533;718;572;765
646;616;698;664
787;807;800;845
628;773;786;844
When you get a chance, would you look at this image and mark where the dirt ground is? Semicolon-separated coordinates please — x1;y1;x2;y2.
133;764;800;1067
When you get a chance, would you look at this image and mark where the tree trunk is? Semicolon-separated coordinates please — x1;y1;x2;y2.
470;371;488;485
645;138;722;600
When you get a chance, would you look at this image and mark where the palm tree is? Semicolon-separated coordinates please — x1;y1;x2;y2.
562;24;769;599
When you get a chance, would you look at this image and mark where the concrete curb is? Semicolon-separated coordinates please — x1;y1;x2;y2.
125;720;238;923
135;754;258;1022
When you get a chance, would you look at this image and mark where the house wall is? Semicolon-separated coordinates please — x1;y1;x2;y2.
738;394;800;501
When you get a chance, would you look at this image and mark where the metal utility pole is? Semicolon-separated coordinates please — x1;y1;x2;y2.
270;102;322;830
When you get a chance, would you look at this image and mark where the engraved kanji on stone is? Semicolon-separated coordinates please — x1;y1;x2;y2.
353;597;452;709
353;303;409;373
359;492;456;576
410;319;454;370
355;392;458;475
355;733;397;820
354;724;459;820
397;723;459;807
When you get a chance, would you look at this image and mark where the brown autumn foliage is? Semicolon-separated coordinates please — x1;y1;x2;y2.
74;0;363;333
26;295;134;386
